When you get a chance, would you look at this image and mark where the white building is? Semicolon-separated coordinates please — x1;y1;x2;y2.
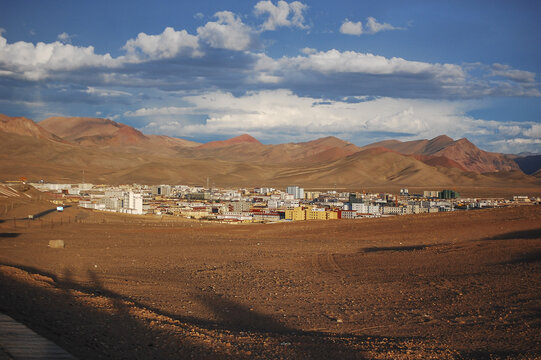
286;186;305;199
122;191;144;215
349;203;380;215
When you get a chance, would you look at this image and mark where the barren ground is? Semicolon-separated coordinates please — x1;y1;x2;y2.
0;202;540;359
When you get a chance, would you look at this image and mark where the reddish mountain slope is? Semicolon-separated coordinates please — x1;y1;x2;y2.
435;138;519;173
410;154;468;172
1;115;538;190
198;134;262;149
179;135;361;164
364;135;519;173
0;114;63;141
146;135;200;148
40;117;147;146
39;116;200;149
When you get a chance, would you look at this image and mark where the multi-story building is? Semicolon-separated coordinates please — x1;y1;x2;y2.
122;191;144;215
285;207;306;221
286;186;305;199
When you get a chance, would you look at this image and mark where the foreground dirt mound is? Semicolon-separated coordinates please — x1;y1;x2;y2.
0;206;540;359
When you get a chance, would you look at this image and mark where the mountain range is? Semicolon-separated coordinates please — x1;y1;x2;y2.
1;114;540;190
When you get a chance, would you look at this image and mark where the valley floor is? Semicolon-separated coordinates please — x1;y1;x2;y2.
0;205;540;359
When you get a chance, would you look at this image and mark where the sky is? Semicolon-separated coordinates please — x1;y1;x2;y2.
0;0;540;153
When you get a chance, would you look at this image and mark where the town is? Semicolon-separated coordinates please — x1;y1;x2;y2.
29;182;539;223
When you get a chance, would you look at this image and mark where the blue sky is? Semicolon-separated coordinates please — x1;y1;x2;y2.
0;0;540;153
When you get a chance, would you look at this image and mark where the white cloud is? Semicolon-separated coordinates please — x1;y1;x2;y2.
340;20;363;36
489;138;541;154
84;86;132;97
491;63;536;83
523;124;541;138
123;27;201;60
129;89;499;144
365;17;400;34
194;12;204;20
0;33;119;80
268;49;465;81
498;124;522;136
300;47;317;55
340;17;401;36
125;106;194;117
197;11;255;51
57;32;74;44
254;0;308;31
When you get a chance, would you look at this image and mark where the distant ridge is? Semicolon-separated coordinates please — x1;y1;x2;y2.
198;134;262;149
364;135;519;173
514;155;541;175
0;114;63;142
39;116;200;148
0;114;538;189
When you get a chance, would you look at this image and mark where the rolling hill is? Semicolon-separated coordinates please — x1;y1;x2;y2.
0;114;539;191
39;116;200;150
364;135;519;173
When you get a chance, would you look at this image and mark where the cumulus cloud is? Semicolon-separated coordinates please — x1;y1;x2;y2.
491;63;536;83
523;124;541;138
197;11;256;51
340;20;363;36
0;33;119;80
498;124;522;136
127;89;498;143
340;17;401;36
254;0;308;31
57;32;75;44
256;49;466;94
84;87;132;97
365;17;400;34
124;89;541;153
283;50;463;77
489;138;541;154
123;27;201;60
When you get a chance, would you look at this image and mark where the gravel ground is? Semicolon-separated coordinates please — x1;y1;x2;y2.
0;205;540;359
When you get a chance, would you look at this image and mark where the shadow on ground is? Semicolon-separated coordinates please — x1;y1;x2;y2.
0;233;19;238
362;245;429;253
0;262;433;359
484;228;541;241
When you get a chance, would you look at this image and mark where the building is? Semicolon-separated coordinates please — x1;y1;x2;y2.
286;186;305;199
230;201;251;212
349;203;380;215
423;190;440;198
440;189;459;199
122;191;144;215
339;210;357;219
305;207;327;220
252;213;281;222
304;191;320;200
325;210;338;220
285;207;305;221
152;185;172;197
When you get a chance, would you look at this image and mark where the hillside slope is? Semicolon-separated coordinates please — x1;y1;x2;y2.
364;135;519;173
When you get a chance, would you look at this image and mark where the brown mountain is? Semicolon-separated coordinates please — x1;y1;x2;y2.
1;114;539;191
513;154;541;175
198;134;262;149
364;135;519;173
180;135;361;164
0;114;63;142
39;116;199;149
